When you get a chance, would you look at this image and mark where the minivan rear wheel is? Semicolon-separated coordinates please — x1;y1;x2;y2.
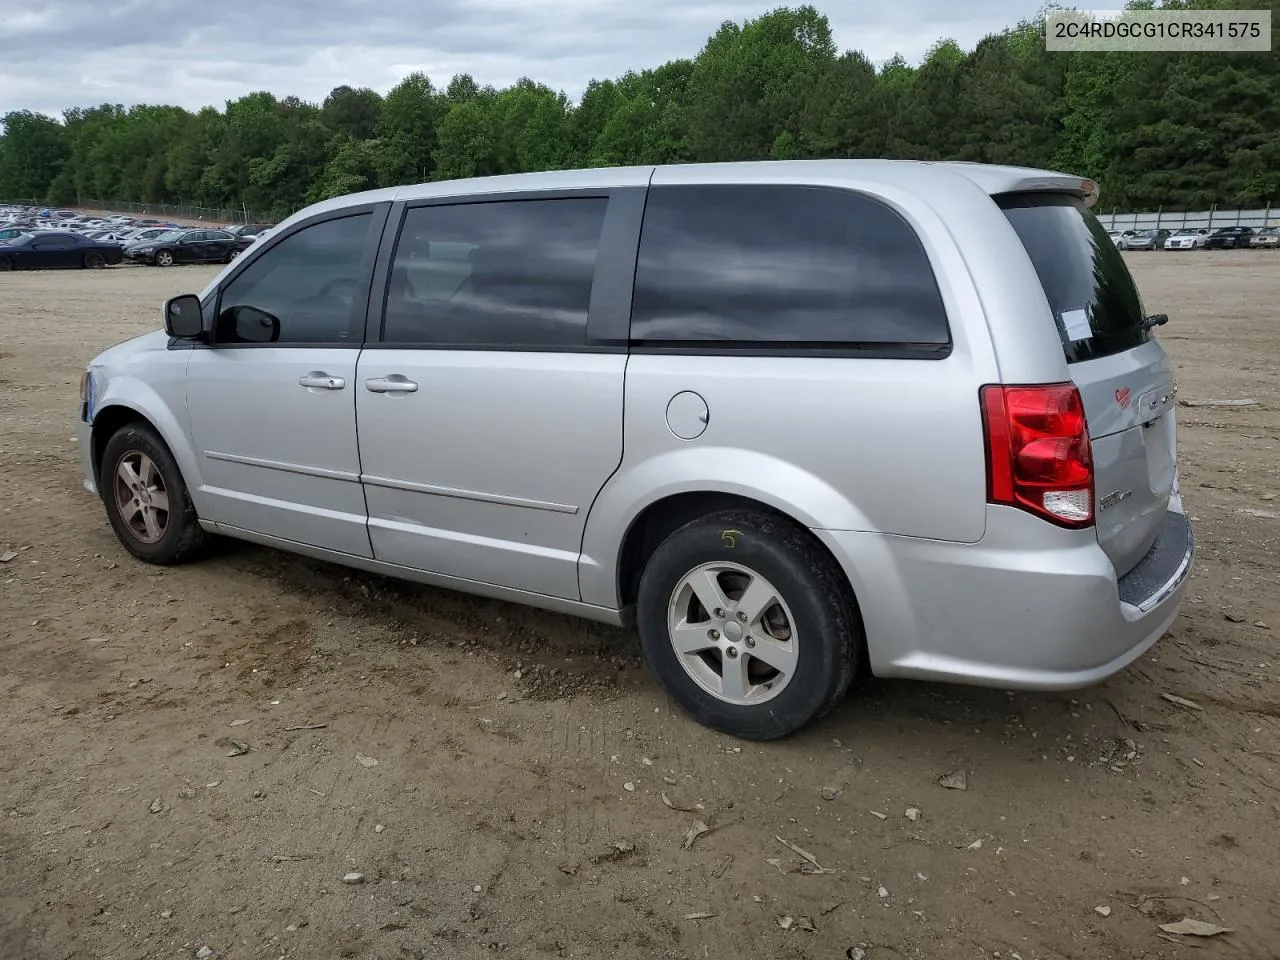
636;509;861;740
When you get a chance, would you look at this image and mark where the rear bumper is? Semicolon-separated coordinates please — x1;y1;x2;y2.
816;505;1194;690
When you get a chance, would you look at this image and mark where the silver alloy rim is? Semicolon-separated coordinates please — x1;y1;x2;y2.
157;251;173;266
113;451;170;544
666;561;798;705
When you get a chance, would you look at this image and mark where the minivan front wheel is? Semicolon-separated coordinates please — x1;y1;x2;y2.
636;509;861;740
100;423;206;564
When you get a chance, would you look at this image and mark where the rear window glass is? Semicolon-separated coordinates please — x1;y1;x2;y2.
998;193;1149;364
630;184;951;352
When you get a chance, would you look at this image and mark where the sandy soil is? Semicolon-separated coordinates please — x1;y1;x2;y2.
1;252;1278;960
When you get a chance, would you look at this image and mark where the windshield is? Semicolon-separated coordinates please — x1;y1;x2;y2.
999;192;1150;364
152;231;184;242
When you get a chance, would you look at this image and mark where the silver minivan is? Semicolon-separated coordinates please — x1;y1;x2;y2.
78;161;1194;739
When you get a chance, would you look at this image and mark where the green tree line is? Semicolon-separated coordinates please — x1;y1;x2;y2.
1;1;1277;220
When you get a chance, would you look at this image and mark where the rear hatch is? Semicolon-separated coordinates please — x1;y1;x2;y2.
999;193;1176;578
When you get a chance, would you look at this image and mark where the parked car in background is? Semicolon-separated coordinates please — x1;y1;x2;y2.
77;160;1194;740
1249;226;1280;248
121;227;177;245
0;230;125;270
1205;226;1255;249
84;230;133;244
224;223;276;240
1118;229;1171;250
0;227;29;241
124;228;254;266
1164;229;1209;250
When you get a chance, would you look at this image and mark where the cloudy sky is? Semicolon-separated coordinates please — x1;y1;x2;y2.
2;0;1041;118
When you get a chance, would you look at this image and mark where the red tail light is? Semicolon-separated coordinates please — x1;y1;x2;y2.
980;383;1094;528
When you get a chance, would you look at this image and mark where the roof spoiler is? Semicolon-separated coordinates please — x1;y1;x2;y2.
1006;174;1100;208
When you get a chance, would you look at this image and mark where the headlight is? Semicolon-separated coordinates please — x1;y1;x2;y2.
79;368;90;402
136;247;154;254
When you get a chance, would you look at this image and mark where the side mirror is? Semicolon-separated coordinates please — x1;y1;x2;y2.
227;305;281;343
164;294;204;339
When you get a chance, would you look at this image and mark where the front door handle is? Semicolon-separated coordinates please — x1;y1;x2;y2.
365;375;418;394
298;372;345;390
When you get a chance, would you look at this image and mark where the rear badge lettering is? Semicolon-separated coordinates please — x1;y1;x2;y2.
1099;489;1133;511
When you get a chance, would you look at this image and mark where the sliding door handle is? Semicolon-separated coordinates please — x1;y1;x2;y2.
365;375;418;394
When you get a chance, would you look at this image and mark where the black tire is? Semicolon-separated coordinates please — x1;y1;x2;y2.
99;423;206;565
83;252;105;269
155;249;174;267
636;509;861;740
0;256;12;271
225;248;241;263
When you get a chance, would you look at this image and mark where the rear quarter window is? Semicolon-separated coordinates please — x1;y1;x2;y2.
630;184;951;355
998;193;1150;364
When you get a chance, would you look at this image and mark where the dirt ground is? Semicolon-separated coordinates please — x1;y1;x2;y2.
1;252;1278;960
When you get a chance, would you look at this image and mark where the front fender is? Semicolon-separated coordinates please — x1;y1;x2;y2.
578;446;873;609
92;376;203;509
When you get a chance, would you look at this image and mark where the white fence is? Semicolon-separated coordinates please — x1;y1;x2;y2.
1097;206;1279;231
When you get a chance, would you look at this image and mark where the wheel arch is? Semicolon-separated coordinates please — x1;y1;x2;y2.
580;448;876;611
89;393;202;505
609;491;865;646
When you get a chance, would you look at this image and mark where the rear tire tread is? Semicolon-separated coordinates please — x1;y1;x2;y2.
636;508;862;740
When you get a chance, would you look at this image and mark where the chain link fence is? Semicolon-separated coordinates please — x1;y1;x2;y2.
80;199;263;224
2;198;264;224
1096;205;1278;231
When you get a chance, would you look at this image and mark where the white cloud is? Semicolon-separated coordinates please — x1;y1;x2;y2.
0;0;1040;118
